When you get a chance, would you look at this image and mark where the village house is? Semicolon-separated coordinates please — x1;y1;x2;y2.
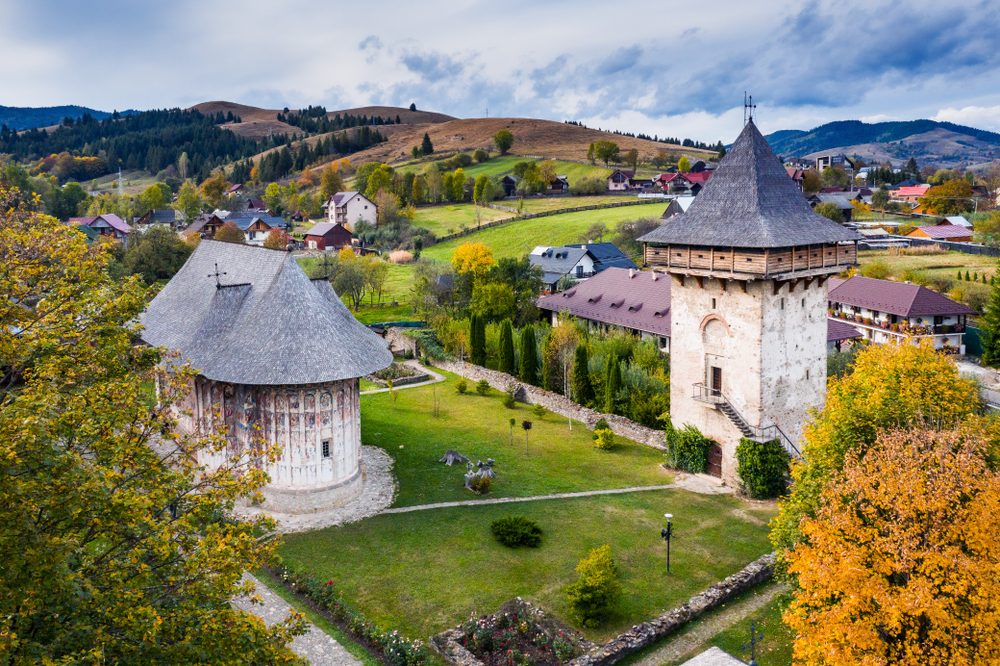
893;184;930;203
809;193;854;222
70;214;131;241
225;183;244;197
304;221;354;251
133;208;181;230
536;267;863;357
185;212;227;238
500;175;518;197
906;224;973;243
827;275;974;354
229;213;289;245
607;169;634;191
814;153;856;173
785;167;806;191
528;242;636;290
546;175;570;194
661;196;696;220
325;191;377;229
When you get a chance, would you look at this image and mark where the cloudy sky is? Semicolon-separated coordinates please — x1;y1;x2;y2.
4;0;1000;142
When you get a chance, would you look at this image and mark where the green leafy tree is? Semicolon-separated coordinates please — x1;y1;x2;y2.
493;129;514;155
421;132;434;156
565;544;620;628
572;344;595;406
813;201;845;223
173;179;202;221
137;182;171;215
871;188;890;212
319;164;344;201
677;156;691;172
592;140;619;166
518;326;538;385
0;187;303;663
122;225;194;284
499;319;516;375
449;168;466;202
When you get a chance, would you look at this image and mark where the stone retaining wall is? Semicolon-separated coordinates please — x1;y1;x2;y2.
568;553;776;665
437;361;665;450
385;327;419;357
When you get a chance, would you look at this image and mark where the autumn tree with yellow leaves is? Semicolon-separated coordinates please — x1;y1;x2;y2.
0;187;303;663
451;241;495;277
785;426;999;665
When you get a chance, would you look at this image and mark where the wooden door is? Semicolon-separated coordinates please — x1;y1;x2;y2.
707;443;723;477
710;366;722;397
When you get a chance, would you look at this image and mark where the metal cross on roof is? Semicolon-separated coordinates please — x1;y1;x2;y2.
742;620;765;666
319;252;334;280
208;262;227;289
744;91;757;125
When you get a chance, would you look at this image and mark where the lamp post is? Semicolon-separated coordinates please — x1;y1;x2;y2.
660;513;673;574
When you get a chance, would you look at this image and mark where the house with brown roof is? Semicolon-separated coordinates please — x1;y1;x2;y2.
827;275;974;353
70;214;131;241
607;169;634;191
304;222;354;251
906;225;973;242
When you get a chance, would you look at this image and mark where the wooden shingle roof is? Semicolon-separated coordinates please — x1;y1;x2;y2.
140;240;391;385
639;121;860;249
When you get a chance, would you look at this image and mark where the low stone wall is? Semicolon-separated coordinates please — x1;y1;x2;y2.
437;361;665;450
568;553;776;665
385;327;420;357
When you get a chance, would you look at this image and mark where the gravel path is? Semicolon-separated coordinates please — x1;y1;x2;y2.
360;360;445;395
234;574;362;665
630;582;787;666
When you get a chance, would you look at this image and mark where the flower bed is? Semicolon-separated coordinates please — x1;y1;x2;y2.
268;561;428;666
435;598;592;666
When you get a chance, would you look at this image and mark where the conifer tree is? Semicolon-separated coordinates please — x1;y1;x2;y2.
966;270;971;281
499;319;516;375
519;326;538;385
573;344;595;406
469;314;486;366
604;357;621;414
421;132;434;156
980;269;1000;367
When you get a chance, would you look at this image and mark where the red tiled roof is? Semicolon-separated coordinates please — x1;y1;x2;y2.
828;275;975;317
827;318;862;342
909;225;972;240
684;171;712;184
536;268;671;337
895;185;930;197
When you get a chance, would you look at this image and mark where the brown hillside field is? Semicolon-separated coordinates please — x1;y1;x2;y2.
189;101;453;139
345;116;715;165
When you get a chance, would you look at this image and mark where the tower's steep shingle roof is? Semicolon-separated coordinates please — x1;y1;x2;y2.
639;121;860;248
140;240;391;385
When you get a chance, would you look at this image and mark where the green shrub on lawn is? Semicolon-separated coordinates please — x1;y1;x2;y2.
456;380;468;394
502;388;516;409
490;516;542;548
269;560;428;665
592;427;616;450
666;423;713;473
475;379;490;395
735;437;790;499
469;475;492;495
565;544;620;628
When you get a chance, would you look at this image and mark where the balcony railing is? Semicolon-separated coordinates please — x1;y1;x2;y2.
828;312;965;336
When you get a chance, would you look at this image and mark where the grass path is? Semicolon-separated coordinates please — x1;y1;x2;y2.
381;484;677;514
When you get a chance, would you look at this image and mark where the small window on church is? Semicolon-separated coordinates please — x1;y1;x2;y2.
780;298;785;310
801;298;805;307
711;298;717;309
806;369;810;380
322;440;330;458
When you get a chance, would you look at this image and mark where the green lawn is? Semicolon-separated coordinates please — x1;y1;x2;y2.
422;202;666;263
514;194;639;213
362;372;670;507
396;155;612;183
279;490;775;643
410;204;512;237
860;248;997;283
706;591;793;666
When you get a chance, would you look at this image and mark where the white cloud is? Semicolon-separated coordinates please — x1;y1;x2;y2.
933;105;1000;132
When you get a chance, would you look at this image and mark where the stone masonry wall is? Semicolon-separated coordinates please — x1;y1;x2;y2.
567;553;776;666
437;360;665;450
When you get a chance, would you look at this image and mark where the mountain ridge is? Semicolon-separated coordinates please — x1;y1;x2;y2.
0;104;124;130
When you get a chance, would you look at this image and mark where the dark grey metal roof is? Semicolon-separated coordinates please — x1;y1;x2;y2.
140;240;391;385
639;121;860;249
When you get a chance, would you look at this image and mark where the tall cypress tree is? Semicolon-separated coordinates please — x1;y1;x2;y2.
421;132;434;155
499;319;516;375
519;326;538;385
604;357;621;414
572;344;595;406
470;314;486;366
980;268;1000;367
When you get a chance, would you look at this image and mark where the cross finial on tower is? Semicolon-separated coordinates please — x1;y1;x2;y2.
208;262;227;289
319;252;333;280
742;620;765;666
744;91;757;125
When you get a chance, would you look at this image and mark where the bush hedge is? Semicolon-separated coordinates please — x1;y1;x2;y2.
268;561;427;665
735;437;790;499
666;424;713;473
593;427;616;450
490;515;543;548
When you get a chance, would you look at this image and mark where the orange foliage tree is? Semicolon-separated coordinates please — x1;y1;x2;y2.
214;221;245;244
263;228;290;250
785;426;1000;665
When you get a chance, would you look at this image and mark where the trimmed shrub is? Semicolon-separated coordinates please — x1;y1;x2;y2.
565;544;620;628
594;417;610;431
593;427;616;451
456;379;468;394
532;403;546;418
735;437;790;499
666;424;713;473
490;516;542;548
502;388;516;409
475;379;490;396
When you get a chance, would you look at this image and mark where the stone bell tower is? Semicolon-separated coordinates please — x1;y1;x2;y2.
640;119;859;483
